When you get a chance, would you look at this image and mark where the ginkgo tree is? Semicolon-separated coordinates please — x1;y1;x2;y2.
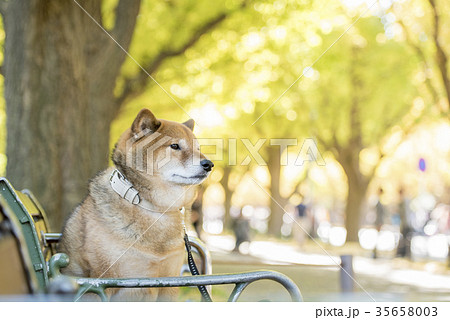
139;0;430;240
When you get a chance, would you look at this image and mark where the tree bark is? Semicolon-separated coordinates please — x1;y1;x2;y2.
267;146;285;236
339;149;369;242
2;0;140;230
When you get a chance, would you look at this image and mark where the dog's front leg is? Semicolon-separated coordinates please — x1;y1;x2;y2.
156;287;179;302
108;287;159;302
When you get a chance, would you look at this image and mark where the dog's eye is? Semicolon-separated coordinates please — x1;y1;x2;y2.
170;144;180;150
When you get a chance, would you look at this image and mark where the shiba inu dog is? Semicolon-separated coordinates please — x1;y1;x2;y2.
59;108;213;301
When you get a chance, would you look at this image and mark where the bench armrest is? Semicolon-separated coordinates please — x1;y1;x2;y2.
48;253;302;302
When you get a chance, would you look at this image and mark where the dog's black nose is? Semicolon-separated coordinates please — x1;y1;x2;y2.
201;159;214;172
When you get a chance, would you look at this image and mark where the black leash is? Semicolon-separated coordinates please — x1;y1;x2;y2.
183;232;212;302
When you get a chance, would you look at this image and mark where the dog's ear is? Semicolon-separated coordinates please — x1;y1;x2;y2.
183;119;195;131
131;109;161;134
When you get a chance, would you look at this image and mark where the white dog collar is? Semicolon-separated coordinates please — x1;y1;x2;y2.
109;168;185;216
109;168;157;212
110;169;141;204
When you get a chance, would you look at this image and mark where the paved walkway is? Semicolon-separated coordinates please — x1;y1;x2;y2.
203;235;450;302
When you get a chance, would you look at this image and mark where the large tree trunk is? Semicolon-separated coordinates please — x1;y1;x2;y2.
344;175;368;242
267;146;284;236
338;46;370;242
2;0;139;231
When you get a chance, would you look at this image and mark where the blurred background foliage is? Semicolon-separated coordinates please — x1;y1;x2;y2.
109;0;449;241
0;0;449;244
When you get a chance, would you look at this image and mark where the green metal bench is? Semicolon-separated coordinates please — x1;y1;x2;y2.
0;177;302;301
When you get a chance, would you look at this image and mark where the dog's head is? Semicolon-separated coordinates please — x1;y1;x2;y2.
112;108;213;186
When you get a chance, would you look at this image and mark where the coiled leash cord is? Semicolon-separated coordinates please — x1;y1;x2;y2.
183;232;212;302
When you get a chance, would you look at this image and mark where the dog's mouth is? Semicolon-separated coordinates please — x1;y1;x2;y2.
173;173;208;181
170;173;208;185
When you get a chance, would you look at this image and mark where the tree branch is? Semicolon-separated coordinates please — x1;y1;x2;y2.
87;0;141;117
115;1;247;108
367;99;426;181
427;0;450;114
397;20;440;106
96;0;140;71
110;0;141;50
310;91;341;154
349;46;363;150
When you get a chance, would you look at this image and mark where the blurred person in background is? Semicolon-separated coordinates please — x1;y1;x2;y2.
292;197;312;247
232;211;250;253
373;187;387;259
375;188;386;232
396;187;412;258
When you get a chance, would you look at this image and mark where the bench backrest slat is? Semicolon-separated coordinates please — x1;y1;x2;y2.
0;178;51;292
